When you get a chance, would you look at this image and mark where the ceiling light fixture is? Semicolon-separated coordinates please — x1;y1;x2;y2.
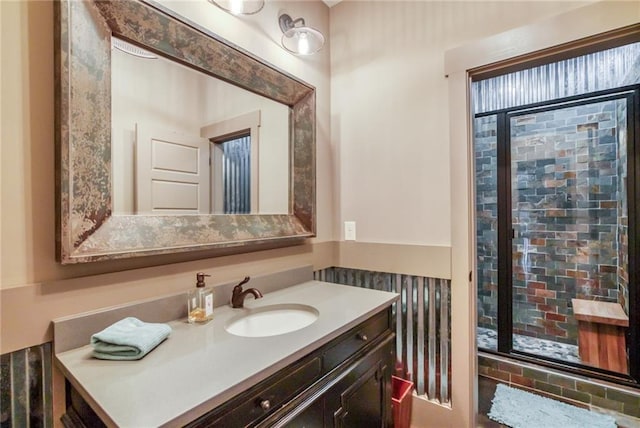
112;38;157;60
208;0;264;15
278;13;325;56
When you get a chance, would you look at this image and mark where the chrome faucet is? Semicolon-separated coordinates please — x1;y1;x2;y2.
231;276;263;308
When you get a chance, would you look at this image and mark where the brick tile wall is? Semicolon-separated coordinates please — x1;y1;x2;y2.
475;98;629;345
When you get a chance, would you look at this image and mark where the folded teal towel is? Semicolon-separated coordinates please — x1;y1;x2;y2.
90;317;172;360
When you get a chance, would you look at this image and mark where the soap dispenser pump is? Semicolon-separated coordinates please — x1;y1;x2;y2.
187;272;214;324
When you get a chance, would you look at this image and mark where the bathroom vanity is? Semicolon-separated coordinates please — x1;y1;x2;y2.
55;280;398;427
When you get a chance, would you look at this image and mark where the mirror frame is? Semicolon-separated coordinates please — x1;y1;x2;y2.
54;0;316;264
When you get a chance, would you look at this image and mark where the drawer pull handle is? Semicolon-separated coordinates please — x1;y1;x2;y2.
357;333;368;341
260;399;271;411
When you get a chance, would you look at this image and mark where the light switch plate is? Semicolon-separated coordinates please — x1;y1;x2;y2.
344;221;356;241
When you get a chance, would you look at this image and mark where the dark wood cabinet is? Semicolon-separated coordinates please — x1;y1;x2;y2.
63;308;395;428
262;334;393;428
254;310;394;428
325;342;391;427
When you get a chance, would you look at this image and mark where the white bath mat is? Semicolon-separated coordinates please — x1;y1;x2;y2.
488;383;617;428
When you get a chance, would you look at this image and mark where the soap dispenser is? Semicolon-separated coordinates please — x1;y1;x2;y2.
187;273;214;324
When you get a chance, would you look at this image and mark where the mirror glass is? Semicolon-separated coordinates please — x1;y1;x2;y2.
55;0;316;264
111;37;290;215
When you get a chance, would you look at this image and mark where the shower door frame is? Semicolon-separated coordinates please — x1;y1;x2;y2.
481;84;640;386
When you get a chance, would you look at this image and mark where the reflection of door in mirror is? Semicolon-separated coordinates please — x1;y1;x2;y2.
135;125;210;214
110;37;290;216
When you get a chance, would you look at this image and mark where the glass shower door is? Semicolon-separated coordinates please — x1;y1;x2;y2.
475;114;499;352
508;96;630;374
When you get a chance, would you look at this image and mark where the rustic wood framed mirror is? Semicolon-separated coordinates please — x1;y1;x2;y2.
55;0;316;264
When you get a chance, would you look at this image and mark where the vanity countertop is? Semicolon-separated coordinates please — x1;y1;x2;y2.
55;281;398;427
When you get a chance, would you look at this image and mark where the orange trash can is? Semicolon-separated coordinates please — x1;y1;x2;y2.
392;376;413;428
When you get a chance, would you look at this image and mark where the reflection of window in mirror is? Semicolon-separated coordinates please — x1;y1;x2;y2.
201;111;260;214
213;134;252;214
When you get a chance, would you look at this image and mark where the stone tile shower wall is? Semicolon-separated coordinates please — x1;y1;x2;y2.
475;99;629;345
511;99;627;344
475;115;499;333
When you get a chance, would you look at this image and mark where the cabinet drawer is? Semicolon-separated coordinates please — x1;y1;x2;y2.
188;356;322;428
323;310;390;372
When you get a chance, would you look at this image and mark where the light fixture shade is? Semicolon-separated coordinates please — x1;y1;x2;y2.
281;27;325;55
112;38;157;59
208;0;264;15
278;14;325;56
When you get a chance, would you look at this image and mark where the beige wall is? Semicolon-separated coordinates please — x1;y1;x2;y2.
0;0;332;354
329;0;590;247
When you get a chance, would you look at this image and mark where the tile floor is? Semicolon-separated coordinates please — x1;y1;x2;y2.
476;329;640;428
478;376;640;428
477;376;507;428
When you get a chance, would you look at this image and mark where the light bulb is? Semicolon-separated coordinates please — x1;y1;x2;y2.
229;0;243;15
298;32;310;55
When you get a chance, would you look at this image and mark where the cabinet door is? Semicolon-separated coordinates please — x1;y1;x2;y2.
324;339;393;428
264;335;394;428
333;364;384;427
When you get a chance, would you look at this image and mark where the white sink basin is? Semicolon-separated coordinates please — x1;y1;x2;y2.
225;304;319;337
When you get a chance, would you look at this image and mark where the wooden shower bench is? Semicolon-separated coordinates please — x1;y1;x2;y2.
571;299;629;373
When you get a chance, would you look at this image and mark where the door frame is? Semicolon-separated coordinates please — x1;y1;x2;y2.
200;110;261;214
444;4;640;427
